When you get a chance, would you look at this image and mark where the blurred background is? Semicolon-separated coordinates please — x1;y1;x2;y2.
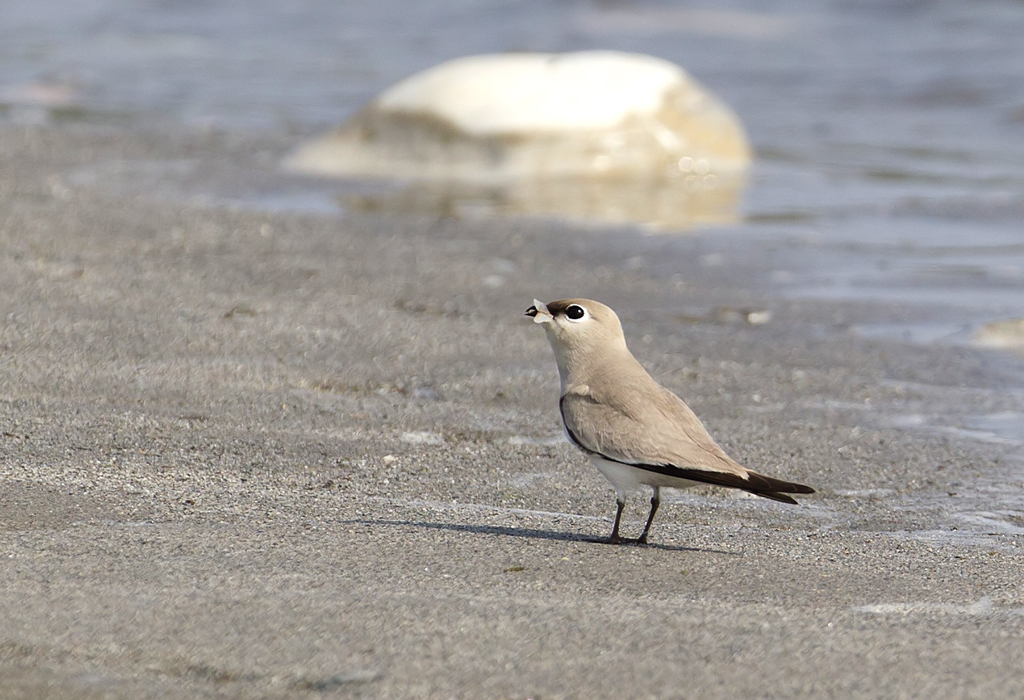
3;0;1024;344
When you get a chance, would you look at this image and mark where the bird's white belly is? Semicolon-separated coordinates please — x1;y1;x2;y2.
588;455;702;495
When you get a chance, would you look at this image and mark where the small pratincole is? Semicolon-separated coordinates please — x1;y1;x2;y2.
526;298;815;545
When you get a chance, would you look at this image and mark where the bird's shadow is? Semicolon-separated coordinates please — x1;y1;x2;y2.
342;518;739;555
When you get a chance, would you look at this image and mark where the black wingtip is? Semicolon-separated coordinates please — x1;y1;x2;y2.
525;305;538;317
623;462;815;505
757;491;800;505
747;471;815;497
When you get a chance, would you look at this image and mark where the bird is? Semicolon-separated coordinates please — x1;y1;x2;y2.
526;298;814;545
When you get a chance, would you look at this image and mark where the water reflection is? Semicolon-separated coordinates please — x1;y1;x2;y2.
337;172;746;230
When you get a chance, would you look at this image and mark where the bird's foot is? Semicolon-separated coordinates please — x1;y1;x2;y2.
585;534;652;546
590;534;622;545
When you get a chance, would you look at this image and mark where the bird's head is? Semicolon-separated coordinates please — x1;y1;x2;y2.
525;298;628;362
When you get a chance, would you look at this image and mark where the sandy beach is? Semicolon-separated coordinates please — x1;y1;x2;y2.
3;123;1024;699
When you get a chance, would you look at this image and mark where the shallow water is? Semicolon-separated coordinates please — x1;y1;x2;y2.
5;0;1024;305
3;2;1024;375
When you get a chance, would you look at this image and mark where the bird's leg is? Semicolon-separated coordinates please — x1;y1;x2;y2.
605;497;626;544
635;487;660;545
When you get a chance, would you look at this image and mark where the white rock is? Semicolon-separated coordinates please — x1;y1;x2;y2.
376;52;684;135
285;51;750;186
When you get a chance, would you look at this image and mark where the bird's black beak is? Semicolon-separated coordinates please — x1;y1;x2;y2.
525;305;538;317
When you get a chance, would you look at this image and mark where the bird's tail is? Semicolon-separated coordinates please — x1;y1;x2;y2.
742;470;815;505
631;463;815;505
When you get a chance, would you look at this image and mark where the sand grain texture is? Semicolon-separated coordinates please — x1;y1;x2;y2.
2;125;1024;699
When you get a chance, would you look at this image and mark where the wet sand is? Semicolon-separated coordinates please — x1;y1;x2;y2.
3;124;1024;699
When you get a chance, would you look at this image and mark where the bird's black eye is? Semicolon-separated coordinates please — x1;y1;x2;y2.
566;304;586;320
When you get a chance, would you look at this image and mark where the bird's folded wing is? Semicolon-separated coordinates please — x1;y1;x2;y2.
559;387;745;476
